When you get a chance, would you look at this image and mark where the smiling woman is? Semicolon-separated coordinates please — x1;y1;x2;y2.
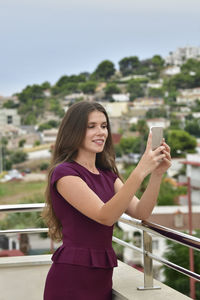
76;110;108;171
42;101;171;299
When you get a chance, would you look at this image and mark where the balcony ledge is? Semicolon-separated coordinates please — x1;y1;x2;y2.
0;255;191;300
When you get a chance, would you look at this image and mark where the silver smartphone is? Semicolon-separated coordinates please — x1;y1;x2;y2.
151;127;163;150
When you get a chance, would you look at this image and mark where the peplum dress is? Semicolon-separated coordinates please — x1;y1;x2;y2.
43;161;118;300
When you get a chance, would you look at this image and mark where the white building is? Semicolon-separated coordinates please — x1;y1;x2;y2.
165;46;200;66
147;82;163;89
133;98;164;110
180;154;200;205
176;87;200;105
41;128;58;143
163;66;181;76
119;205;200;281
111;93;130;102
99;101;129;118
0;109;21;126
146;118;170;129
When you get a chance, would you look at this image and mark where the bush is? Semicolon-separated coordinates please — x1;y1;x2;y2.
40;162;49;171
9;151;28;164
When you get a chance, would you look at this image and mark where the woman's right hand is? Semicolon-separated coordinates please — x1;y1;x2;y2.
135;131;166;178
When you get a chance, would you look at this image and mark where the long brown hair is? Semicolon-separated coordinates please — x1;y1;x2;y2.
42;101;119;242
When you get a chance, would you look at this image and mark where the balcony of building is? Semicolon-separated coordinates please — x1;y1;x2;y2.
0;203;199;300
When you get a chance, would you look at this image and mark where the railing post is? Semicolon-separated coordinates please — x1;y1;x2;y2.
137;231;160;290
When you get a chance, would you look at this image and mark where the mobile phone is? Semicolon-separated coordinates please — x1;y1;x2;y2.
151;127;163;150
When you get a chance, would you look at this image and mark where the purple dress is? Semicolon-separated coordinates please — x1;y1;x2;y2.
43;161;118;300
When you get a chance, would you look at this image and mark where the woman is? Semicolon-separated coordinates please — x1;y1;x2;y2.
43;101;171;300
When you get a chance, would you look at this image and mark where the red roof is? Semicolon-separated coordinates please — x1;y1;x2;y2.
112;133;122;144
0;250;24;257
181;161;200;167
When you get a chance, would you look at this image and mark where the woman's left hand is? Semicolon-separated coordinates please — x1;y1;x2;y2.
152;141;171;176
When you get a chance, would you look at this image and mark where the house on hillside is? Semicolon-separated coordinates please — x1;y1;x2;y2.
165;46;200;66
110;117;130;133
0;109;20;126
147;81;163;89
146;118;170;129
99;101;129;118
179;154;200;205
41;128;58;144
162;66;181;76
111;93;130;102
132;97;164;110
176;87;200;105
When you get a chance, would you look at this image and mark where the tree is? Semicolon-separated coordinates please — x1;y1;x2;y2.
18;139;26;148
9;150;28;164
146;108;167;119
185;119;200;137
55;74;86;87
191;100;200;112
49;98;65;117
167;130;197;157
52;75;83;95
17;84;48;125
151;55;165;74
181;58;200;75
104;82;121;97
41;81;51;90
127;79;144;100
94;60;115;80
136;120;149;154
17;84;44;103
148;88;164;98
79;81;97;94
34;140;41;146
3;100;18;109
119;56;140;76
169;114;182;130
119;137;140;154
163;231;200;298
157;180;186;205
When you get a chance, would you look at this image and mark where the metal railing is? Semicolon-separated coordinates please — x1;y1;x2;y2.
0;203;200;290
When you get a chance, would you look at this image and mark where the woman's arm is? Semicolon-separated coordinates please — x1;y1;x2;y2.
57;134;170;226
115;173;162;220
121;141;171;220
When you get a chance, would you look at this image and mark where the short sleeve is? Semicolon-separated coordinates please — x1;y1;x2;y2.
103;169;118;184
51;163;81;186
110;171;118;183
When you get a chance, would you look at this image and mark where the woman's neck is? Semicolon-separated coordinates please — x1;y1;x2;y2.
75;152;98;174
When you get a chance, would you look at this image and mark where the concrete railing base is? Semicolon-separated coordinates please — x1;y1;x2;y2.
0;255;191;300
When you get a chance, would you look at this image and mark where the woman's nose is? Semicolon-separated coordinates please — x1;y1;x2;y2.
96;126;105;135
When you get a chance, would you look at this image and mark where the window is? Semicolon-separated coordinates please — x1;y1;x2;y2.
133;231;142;247
152;240;159;250
7;115;13;124
174;210;184;228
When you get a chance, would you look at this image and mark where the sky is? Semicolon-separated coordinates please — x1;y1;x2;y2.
0;0;200;97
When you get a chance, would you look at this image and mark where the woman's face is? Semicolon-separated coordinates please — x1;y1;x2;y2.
80;110;108;154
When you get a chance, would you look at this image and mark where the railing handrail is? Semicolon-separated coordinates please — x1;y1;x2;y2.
118;215;200;252
0;203;44;213
1;203;200;286
1;203;200;251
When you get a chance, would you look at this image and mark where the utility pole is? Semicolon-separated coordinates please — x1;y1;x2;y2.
0;142;3;173
187;176;195;299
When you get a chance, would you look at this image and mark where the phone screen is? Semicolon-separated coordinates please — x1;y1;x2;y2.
151;127;163;150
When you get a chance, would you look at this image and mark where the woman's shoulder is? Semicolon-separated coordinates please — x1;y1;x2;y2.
51;161;81;184
54;161;76;171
